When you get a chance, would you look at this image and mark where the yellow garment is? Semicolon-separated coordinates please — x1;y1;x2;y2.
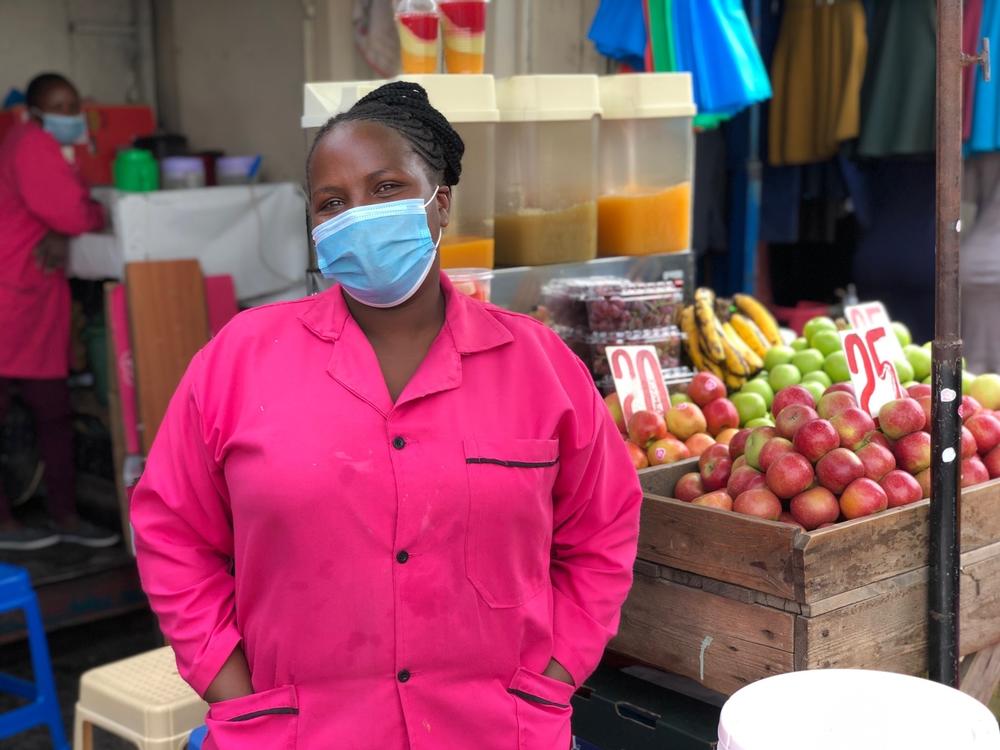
769;0;868;166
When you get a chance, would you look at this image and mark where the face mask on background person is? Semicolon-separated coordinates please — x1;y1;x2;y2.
31;109;87;145
312;187;442;308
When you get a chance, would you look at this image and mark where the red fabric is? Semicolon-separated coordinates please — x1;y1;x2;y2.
965;0;985;142
131;275;642;749
0;122;104;378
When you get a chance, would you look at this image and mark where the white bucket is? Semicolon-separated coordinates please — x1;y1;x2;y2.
718;669;1000;750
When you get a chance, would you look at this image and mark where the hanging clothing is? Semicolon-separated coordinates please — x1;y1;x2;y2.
857;0;936;158
964;0;985;142
0;121;103;379
588;0;648;72
768;0;868;166
131;276;642;750
968;0;1000;153
961;153;1000;373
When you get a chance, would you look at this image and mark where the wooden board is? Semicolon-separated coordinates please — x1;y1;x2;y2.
126;260;209;453
103;283;131;555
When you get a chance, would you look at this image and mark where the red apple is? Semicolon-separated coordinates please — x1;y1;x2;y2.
793;419;840;463
831;408;877;451
962;456;990;488
816;447;866;494
727;465;767;498
775;404;820;440
778;511;804;527
878;398;926;440
880;470;923;508
684;433;716;458
691;491;734;510
604;392;627;434
915;467;932;498
733;488;782;520
758;437;795;472
729;428;752;460
699;443;733;491
855;441;896;482
863;430;893;451
966;413;1000;455
839;477;888;519
961;395;984;421
824;383;856;397
687;372;727;407
961;425;979;460
744;426;778;470
628;409;667;446
817;391;858;421
772;385;816;419
893;431;932;474
916;395;932;432
704;398;741;437
907;384;933;400
625;441;649;470
733;455;748;471
647;436;691;466
674;472;705;502
666;402;708;441
766;452;815;499
985;445;1000;480
790;486;841;530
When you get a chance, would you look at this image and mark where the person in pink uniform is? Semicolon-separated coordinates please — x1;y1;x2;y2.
0;73;120;550
132;82;642;749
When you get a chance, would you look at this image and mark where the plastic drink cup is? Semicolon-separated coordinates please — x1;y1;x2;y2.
444;268;493;302
396;10;440;74
439;0;488;74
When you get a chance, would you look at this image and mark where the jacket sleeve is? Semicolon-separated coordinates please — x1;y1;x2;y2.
13;130;104;236
131;350;242;696
549;356;642;687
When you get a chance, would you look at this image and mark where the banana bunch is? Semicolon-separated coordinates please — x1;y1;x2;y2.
680;289;782;391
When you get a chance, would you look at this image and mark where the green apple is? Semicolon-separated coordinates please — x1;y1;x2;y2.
731;391;768;425
904;344;932;381
770;363;803;391
801;380;826;405
741;379;775;409
670;392;692;407
923;375;933;385
792;348;825;375
963;370;976;393
901;381;919;390
754;369;769;381
923;341;933;351
810;329;842;357
892;321;912;348
746;416;776;428
824;351;851;383
764;345;795;371
791;337;809;352
893;358;915;384
802;370;833;389
970;373;1000;410
803;316;837;343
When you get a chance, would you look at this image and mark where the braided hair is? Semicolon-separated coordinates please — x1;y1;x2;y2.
308;81;465;186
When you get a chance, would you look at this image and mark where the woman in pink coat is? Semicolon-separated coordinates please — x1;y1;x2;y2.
0;73;119;550
132;82;642;749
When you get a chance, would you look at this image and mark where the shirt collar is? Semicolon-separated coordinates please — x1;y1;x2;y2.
298;272;514;355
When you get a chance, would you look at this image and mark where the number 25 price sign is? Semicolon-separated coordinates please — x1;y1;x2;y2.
839;326;906;417
606;345;670;422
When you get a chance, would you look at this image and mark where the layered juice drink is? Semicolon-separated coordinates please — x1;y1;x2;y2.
396;11;440;74
597;182;691;256
439;1;488;74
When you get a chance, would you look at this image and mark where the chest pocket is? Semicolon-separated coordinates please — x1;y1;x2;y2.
464;437;560;608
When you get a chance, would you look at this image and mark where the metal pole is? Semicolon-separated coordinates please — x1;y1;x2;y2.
929;0;964;688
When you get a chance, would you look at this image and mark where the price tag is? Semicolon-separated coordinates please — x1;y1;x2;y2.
606;345;670;423
845;301;892;331
839;326;907;417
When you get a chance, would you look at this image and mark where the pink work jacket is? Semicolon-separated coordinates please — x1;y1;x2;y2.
131;275;642;749
0;121;103;378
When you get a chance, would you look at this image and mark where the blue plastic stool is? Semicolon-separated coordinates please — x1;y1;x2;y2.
188;724;208;749
0;563;69;749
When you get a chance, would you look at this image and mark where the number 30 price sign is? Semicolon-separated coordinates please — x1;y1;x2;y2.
839;326;906;417
606;345;670;423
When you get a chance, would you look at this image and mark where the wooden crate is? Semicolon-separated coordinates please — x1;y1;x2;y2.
612;460;1000;697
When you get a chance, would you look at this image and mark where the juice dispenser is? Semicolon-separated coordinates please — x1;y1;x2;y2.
597;73;696;256
494;75;601;266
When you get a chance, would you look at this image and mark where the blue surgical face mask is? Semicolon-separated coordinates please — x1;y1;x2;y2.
311;187;442;308
32;109;87;145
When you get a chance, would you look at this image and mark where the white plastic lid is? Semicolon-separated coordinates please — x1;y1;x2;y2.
599;73;696;120
303;75;498;128
718;670;1000;750
495;75;602;122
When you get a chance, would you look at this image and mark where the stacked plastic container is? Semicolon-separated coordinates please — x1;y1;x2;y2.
541;275;688;390
597;73;696;257
494;75;602;266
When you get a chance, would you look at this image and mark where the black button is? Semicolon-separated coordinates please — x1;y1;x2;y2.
396;550;409;564
397;669;411;683
392;436;406;450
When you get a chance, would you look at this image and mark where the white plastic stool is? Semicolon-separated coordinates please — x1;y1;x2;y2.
718;669;1000;750
73;646;207;750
